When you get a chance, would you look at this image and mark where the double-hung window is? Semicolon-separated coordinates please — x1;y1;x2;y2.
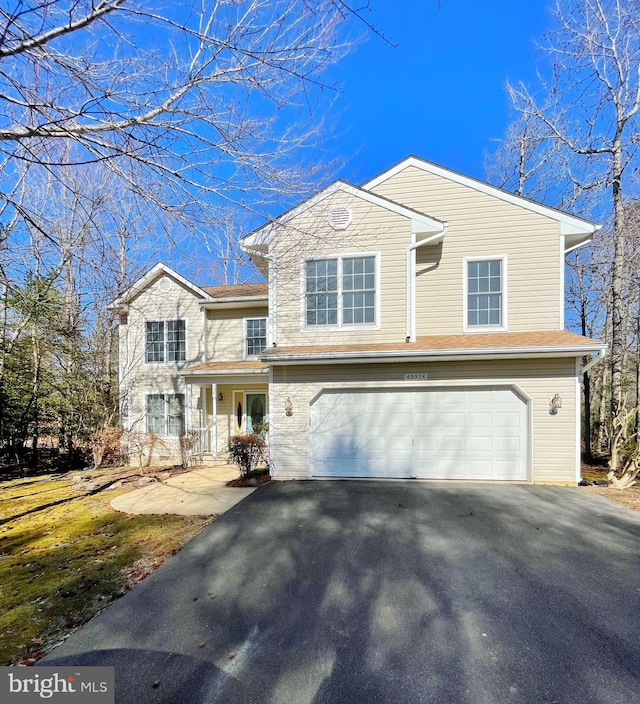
146;394;185;436
145;320;186;362
306;255;376;327
465;257;506;329
246;318;267;357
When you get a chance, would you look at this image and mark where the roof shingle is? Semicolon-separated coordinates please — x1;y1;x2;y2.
200;283;268;299
261;330;603;359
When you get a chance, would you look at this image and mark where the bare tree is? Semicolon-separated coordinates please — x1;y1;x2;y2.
485;101;560;202
492;0;640;472
0;1;386;465
0;1;366;237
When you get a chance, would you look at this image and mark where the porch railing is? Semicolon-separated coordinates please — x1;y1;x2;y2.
186;427;209;456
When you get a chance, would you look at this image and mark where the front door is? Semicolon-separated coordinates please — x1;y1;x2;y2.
233;391;267;434
246;393;266;434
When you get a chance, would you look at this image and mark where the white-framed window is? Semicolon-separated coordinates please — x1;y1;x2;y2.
305;254;377;328
146;393;185;436
463;256;507;331
145;320;186;362
246;318;267;357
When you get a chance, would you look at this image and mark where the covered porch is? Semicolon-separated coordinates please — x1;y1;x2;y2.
182;361;269;461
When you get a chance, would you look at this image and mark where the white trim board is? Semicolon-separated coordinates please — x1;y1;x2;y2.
362;156;599;239
242;179;447;248
112;263;209;309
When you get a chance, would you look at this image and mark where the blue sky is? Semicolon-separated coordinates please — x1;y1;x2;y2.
325;0;554;186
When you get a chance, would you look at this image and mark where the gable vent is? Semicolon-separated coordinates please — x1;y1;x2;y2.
158;277;173;293
328;206;352;230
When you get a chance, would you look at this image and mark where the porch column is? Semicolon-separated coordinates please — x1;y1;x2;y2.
211;383;218;456
185;383;193;430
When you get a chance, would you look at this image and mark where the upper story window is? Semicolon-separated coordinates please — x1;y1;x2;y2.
146;393;185;436
306;255;377;328
145;320;186;362
246;318;267;357
464;257;507;331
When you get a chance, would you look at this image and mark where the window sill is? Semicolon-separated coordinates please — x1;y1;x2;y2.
302;323;380;333
463;325;508;334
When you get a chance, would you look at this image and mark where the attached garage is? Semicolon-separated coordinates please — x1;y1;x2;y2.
309;386;529;480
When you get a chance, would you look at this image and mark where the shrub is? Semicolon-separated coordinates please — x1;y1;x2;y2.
125;431;169;471
90;426;122;470
228;433;266;478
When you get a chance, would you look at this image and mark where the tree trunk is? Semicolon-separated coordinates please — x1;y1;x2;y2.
609;141;626;471
581;287;593;462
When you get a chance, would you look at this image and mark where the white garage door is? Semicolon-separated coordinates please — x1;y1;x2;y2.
309;387;528;480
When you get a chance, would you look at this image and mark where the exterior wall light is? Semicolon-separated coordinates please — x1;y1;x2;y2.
549;393;562;415
217;392;224;402
285;397;293;416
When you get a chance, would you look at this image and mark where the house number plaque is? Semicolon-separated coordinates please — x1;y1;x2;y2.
404;373;428;381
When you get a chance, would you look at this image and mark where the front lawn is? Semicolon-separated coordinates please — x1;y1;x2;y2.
0;473;213;665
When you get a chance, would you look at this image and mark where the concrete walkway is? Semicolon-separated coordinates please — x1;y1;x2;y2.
109;464;256;516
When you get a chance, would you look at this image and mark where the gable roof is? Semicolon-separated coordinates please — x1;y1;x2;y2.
242;179;448;248
111;262;209;308
362;155;598;244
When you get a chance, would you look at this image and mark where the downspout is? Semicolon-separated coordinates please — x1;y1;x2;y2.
246;247;276;347
564;240;588;256
406;225;449;342
581;346;606;375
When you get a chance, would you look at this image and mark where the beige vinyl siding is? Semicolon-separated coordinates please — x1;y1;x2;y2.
370;166;562;333
270;357;577;483
122;274;204;444
271;191;412;346
206;305;268;361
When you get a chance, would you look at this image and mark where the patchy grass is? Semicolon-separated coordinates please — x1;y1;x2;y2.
0;474;213;665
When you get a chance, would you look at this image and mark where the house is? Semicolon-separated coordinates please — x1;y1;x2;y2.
115;156;605;483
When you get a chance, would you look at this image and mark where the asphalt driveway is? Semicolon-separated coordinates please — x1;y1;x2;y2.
43;481;640;704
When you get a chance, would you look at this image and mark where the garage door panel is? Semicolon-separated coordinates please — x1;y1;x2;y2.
310;437;385;459
313;459;394;477
467;412;492;429
438;456;466;477
438;391;463;409
413;394;437;412
413;460;439;478
467;436;492;453
309;387;527;480
387;435;414;453
439;436;465;453
412;405;438;422
436;411;465;432
414;436;438;452
386;412;413;431
465;390;493;406
467;459;493;478
496;411;522;429
495;436;521;453
494;460;522;480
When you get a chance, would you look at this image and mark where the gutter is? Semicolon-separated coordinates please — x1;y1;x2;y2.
261;344;605;365
199;295;268;305
564;224;602;255
181;368;269;377
580;345;607;375
406;225;449;342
